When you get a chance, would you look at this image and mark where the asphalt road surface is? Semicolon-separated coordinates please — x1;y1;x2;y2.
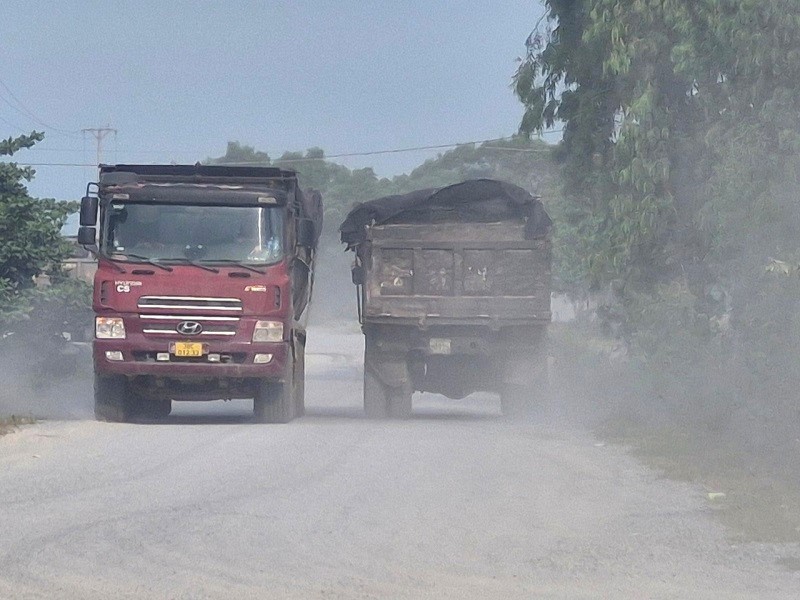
1;325;798;599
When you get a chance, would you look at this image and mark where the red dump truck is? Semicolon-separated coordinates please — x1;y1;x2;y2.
340;179;552;417
78;164;321;423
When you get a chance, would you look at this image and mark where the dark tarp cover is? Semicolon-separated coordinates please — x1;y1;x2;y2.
340;179;551;249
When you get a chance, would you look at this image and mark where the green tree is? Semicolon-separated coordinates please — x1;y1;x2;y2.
514;1;800;455
206;138;560;258
208;141;271;165
0;132;77;324
515;0;800;292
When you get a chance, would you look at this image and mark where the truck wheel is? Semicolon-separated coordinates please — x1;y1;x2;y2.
254;379;295;424
94;374;132;422
364;368;413;419
363;330;413;419
293;339;306;418
138;398;172;419
388;386;413;419
363;367;389;418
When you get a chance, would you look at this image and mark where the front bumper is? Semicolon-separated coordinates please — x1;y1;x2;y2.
93;336;290;379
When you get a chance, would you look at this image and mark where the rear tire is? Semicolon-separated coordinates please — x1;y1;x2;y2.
94;373;132;423
254;378;295;424
388;384;413;419
363;331;412;419
364;367;389;418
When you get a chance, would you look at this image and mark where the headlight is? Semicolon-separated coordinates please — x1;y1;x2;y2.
253;320;283;342
96;317;126;339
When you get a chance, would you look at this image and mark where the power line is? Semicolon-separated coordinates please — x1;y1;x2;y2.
0;77;82;137
9;133;565;158
13;133;563;168
265;136;559;165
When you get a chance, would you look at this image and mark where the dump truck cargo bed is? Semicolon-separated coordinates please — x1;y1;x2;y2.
363;222;551;325
341;178;553;416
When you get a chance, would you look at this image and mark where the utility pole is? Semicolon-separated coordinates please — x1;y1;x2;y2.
82;126;117;165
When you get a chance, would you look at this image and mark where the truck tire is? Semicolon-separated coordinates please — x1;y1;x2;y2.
499;325;550;418
363;328;413;419
94;373;132;423
364;370;412;418
363;367;389;418
254;379;294;424
137;397;172;419
293;339;306;418
388;385;413;419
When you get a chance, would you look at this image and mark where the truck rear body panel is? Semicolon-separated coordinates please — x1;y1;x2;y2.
363;223;551;325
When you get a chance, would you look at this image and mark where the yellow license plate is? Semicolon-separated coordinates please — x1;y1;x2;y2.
172;342;204;357
429;338;451;354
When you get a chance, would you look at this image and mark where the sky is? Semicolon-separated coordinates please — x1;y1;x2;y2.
3;0;548;201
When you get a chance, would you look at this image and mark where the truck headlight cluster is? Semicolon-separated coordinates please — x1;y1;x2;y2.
96;317;126;339
252;320;283;342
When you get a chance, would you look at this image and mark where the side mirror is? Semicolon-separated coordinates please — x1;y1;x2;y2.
296;218;316;248
77;226;96;246
79;196;98;226
351;265;364;285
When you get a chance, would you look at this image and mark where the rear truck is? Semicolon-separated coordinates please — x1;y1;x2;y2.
77;164;322;423
340;179;552;418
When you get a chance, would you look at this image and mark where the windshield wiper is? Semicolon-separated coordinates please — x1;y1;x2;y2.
162;258;220;273
113;253;173;272
200;259;266;274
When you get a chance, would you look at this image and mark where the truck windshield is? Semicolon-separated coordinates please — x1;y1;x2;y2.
100;203;284;265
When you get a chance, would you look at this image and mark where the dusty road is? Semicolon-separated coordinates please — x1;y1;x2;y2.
1;325;798;599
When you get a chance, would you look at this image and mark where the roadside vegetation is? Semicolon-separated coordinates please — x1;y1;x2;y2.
0;415;34;436
515;0;800;542
0;132;90;416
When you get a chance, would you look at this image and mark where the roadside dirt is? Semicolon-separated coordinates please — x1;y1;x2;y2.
600;422;800;548
548;323;800;550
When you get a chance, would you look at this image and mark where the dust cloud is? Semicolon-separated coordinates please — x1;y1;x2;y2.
308;236;356;325
0;337;93;420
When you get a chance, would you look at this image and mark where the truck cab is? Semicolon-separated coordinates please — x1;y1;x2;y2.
78;164;321;423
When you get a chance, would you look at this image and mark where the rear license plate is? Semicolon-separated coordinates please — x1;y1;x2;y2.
171;342;204;357
429;338;451;354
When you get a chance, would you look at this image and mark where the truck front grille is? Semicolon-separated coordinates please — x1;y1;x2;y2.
138;296;243;312
137;296;243;337
139;314;239;337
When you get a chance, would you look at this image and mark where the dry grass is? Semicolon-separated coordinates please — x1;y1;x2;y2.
549;322;800;546
600;421;800;545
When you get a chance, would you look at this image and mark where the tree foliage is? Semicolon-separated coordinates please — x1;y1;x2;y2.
208;137;559;246
0;132;78;324
515;0;800;291
516;2;800;450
